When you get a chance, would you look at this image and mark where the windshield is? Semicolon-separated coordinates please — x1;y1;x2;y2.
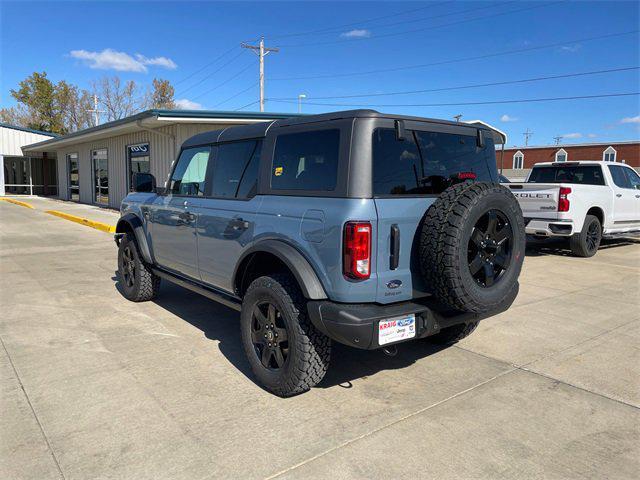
527;166;605;185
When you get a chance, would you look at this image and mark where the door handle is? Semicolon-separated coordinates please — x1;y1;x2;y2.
616;194;622;197
178;211;196;223
636;194;640;198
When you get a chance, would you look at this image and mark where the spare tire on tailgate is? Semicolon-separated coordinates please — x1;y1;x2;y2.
419;182;525;313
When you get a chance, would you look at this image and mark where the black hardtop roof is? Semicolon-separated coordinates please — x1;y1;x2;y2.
181;109;492;148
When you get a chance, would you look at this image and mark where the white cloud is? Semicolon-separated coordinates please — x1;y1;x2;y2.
69;48;177;73
587;133;597;138
562;132;582;139
560;44;582;53
174;98;203;110
500;114;518;122
340;29;371;38
620;115;640;124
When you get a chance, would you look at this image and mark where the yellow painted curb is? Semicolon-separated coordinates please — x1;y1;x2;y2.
0;198;35;209
45;210;116;233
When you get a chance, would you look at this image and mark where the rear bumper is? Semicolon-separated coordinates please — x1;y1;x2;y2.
307;284;518;350
525;218;574;237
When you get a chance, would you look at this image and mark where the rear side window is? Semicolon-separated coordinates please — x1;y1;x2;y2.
624;167;640;189
271;129;340;191
170;146;211;196
608;165;632;188
528;166;605;185
372;128;495;195
211;139;261;198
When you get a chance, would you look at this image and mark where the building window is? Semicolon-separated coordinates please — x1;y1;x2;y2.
67;153;79;201
603;146;616;162
92;148;109;205
555;148;567;162
513;151;524;169
127;143;150;189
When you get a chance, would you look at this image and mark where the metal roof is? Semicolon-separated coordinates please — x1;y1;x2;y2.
22;109;303;152
0;122;59;137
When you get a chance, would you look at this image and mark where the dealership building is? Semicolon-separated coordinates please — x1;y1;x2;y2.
18;109;295;209
497;141;640;181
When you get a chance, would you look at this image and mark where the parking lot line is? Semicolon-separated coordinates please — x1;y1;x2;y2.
44;210;116;233
0;198;35;209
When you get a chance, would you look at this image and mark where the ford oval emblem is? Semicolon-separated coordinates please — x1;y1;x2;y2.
386;280;402;289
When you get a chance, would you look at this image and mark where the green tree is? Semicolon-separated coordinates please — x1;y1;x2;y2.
9;72;65;133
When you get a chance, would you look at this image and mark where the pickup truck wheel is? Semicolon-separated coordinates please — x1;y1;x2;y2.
570;215;601;257
420;182;526;313
428;321;479;345
117;233;160;302
240;274;331;397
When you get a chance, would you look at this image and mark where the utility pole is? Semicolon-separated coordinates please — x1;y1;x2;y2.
453;114;463;122
553;135;563;145
88;94;104;126
241;37;279;112
522;128;534;147
298;94;306;113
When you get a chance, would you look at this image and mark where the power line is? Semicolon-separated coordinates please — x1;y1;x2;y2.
213;82;258;108
173;45;239;87
177;50;247;97
269;66;639;100
191;62;255;101
264;1;451;40
271;30;639;81
234;100;260;111
275;1;557;47
267;92;640;108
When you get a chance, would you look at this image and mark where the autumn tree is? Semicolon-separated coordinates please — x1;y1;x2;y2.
149;78;175;109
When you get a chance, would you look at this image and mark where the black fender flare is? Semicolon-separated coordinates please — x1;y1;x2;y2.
234;240;328;300
115;213;153;264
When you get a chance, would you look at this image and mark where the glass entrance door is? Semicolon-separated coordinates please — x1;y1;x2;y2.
67;153;79;201
92;149;109;205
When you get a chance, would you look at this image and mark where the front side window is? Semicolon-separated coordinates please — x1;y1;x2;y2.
624;167;640;189
528;166;605;185
128;143;150;189
211;140;261;198
603;146;616;162
608;165;632;189
271;129;340;191
169;146;211;196
555;149;568;162
513;151;524;169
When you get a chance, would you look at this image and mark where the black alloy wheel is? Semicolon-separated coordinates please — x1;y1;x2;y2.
250;301;290;370
586;220;600;252
121;244;136;288
468;209;513;287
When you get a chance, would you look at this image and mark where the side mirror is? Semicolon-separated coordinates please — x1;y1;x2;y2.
132;172;156;193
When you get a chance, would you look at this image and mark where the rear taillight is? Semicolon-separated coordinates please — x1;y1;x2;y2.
343;222;371;279
558;187;571;212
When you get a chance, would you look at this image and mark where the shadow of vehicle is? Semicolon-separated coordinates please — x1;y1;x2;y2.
113;273;448;392
526;236;639;257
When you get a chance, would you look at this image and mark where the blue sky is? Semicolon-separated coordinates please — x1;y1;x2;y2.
2;0;639;146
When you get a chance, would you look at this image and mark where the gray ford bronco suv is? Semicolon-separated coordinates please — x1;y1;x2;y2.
115;110;525;397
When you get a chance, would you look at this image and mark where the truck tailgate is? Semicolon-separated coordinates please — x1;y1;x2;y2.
507;183;560;219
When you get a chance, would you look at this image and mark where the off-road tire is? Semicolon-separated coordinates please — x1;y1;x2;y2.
117;232;160;302
419;182;526;313
569;214;602;258
428;321;479;345
240;274;331;397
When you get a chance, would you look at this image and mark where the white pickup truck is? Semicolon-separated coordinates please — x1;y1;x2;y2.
506;161;640;257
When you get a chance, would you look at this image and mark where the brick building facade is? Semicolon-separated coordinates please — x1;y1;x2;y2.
496;141;640;180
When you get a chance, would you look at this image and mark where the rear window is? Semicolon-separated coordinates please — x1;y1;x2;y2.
372;128;496;196
527;166;605;185
271;129;340;191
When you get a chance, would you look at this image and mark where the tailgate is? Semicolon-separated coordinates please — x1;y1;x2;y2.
507;183;560;219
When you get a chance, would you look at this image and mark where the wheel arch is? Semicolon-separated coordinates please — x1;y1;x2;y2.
233;240;328;300
586;206;604;229
116;213;153;264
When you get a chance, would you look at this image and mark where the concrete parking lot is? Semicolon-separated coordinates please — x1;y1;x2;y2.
1;198;639;480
